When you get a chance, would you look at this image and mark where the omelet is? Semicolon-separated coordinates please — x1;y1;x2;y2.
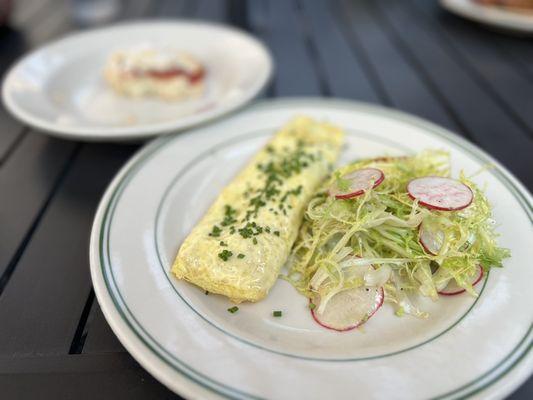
171;117;344;303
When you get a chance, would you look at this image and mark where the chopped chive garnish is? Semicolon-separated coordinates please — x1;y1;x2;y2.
273;310;282;317
227;306;239;314
309;303;316;310
211;144;317;246
209;225;222;237
237;253;245;259
221;205;238;226
218;249;233;261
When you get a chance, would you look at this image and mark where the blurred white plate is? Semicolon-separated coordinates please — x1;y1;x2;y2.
90;98;532;399
1;21;272;141
441;0;533;33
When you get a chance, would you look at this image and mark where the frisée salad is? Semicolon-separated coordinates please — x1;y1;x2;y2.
286;150;510;331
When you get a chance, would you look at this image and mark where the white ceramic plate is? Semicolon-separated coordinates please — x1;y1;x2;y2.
90;98;533;399
441;0;533;34
2;21;272;141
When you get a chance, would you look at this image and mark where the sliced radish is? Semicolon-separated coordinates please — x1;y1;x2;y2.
407;176;473;211
418;221;445;255
311;286;384;331
330;168;385;199
438;265;484;296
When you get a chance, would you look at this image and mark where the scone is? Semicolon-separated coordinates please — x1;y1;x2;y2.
104;44;205;100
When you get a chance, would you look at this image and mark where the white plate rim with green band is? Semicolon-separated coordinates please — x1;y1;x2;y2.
1;20;272;141
89;98;533;399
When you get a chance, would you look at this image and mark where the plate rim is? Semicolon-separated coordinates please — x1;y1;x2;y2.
89;97;533;399
1;19;273;141
440;0;533;34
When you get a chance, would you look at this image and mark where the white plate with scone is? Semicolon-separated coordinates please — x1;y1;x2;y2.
1;21;272;141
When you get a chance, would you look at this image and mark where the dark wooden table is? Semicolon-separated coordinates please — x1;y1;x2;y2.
0;0;531;398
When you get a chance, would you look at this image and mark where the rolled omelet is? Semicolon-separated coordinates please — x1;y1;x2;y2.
172;117;344;303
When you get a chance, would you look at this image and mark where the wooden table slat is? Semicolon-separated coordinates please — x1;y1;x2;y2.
10;0;58;29
195;0;227;22
494;36;533;82
248;0;321;96
0;143;134;356
0;134;76;280
338;0;462;134
299;0;380;101
152;0;189;18
0;354;173;400
0;27;28;163
119;0;154;20
0;107;24;165
375;0;533;189
411;0;533;138
23;0;71;47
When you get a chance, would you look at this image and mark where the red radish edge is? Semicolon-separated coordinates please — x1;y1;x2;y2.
310;287;385;332
419;224;436;255
407;176;473;211
418;223;443;256
333;168;385;200
438;265;484;296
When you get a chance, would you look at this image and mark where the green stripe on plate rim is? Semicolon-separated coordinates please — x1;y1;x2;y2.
152;128;490;362
97;98;533;400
